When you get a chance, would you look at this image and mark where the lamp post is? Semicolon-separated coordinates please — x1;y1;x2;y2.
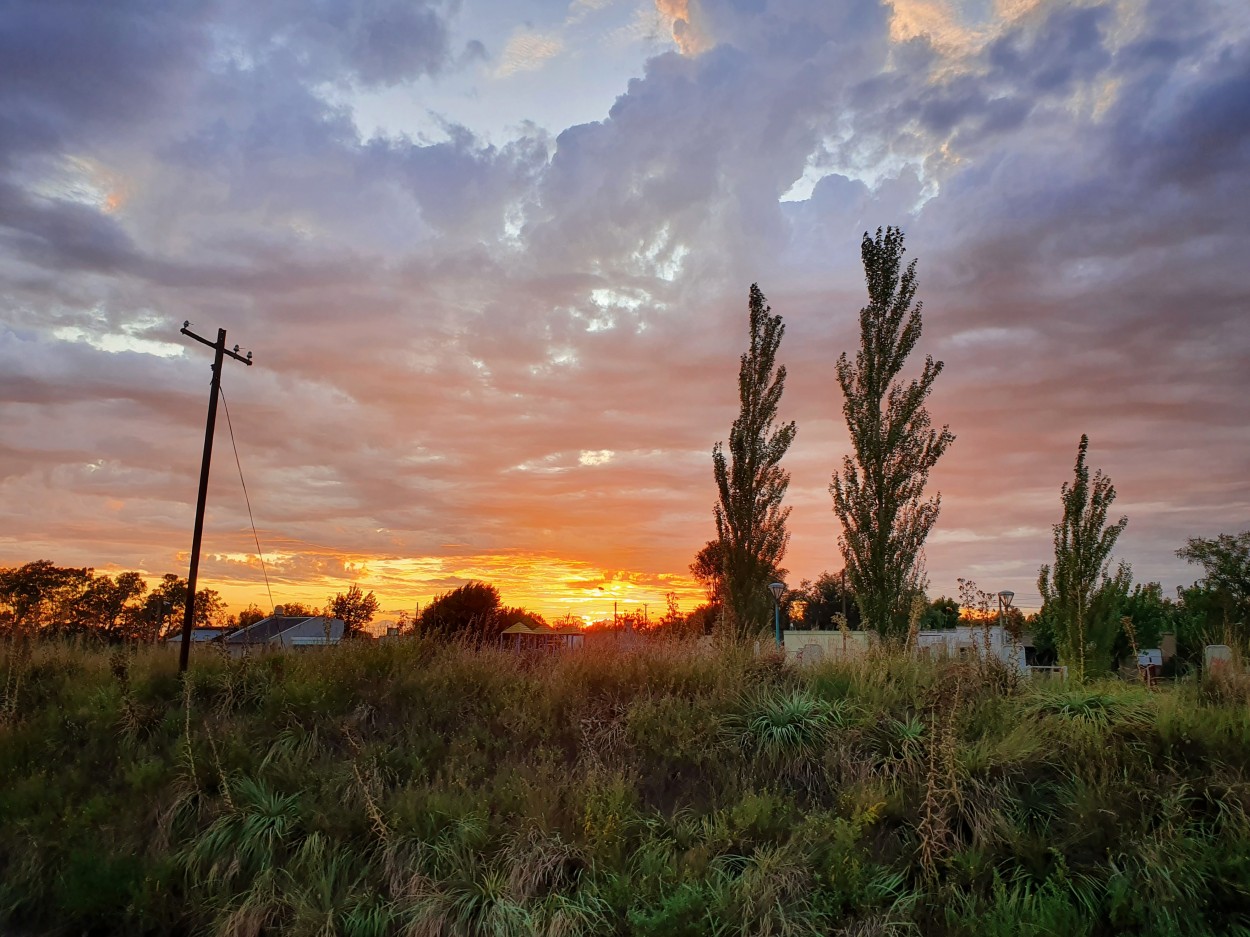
769;581;786;651
997;590;1015;631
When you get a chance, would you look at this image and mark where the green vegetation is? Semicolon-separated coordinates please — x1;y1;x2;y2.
5;639;1250;936
712;283;796;641
832;226;954;638
1038;434;1131;681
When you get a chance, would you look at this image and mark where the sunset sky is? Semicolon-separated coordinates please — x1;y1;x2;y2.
2;0;1248;624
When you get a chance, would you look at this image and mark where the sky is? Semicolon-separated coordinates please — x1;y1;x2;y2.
2;0;1249;625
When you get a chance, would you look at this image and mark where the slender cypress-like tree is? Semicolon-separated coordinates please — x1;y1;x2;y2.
832;227;953;638
1038;434;1130;681
713;284;796;640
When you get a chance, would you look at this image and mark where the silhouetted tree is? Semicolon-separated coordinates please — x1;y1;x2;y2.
0;563;225;640
73;571;147;640
832;227;953;638
230;604;267;629
330;584;380;637
0;561;91;634
142;574;226;638
690;539;725;605
418;581;526;645
712;283;796;641
1038;434;1130;680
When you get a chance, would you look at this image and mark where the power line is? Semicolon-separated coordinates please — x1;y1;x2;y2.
218;385;275;616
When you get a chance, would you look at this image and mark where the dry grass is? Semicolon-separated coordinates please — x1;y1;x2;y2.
2;636;1249;935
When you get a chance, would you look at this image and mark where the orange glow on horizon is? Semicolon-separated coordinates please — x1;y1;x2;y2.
131;548;709;626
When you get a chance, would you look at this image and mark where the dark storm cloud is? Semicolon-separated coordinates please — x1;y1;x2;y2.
0;0;207;164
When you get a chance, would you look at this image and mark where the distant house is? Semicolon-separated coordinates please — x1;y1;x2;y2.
223;614;345;656
164;627;231;647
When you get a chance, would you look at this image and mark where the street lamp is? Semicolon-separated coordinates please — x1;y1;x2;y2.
769;581;786;650
997;590;1015;631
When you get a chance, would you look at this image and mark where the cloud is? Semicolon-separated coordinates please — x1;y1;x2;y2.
494;28;566;77
654;0;710;54
1;0;1248;621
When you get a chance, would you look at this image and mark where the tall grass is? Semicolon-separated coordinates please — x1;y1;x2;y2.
2;637;1250;935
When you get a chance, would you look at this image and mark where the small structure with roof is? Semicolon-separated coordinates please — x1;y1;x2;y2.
164;626;231;648
223;614;345;656
499;621;585;652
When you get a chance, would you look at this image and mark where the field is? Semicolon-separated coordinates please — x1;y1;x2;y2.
3;638;1250;936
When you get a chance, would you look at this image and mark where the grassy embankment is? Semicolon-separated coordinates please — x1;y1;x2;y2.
2;637;1250;936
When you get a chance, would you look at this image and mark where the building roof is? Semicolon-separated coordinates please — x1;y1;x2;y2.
165;627;231;644
224;615;344;645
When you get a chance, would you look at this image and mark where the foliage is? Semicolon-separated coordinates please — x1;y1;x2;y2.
0;563;224;640
329;584;380;638
416;581;542;645
689;539;725;606
417;580;503;642
1038;435;1130;681
1178;531;1250;640
832;226;954;638
1113;582;1179;664
231;604;268;629
921;595;961;630
790;571;862;630
712;283;796;642
4;639;1250;936
146;573;226;637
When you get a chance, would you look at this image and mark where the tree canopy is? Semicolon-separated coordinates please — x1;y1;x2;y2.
1177;531;1250;635
416;581;544;645
0;562;224;640
832;227;953;638
330;584;380;638
1038;434;1130;680
712;283;796;641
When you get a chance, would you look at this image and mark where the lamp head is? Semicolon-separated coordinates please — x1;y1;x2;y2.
768;582;786;602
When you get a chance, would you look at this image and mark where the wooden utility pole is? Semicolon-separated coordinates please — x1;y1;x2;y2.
177;322;252;673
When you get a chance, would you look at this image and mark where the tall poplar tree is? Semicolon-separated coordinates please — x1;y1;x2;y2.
713;284;796;640
832;227;953;638
1038;434;1130;681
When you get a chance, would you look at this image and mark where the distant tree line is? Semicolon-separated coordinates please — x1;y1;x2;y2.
0;561;379;641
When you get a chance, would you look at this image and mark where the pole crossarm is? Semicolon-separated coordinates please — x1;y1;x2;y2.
181;324;254;366
176;323;254;673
